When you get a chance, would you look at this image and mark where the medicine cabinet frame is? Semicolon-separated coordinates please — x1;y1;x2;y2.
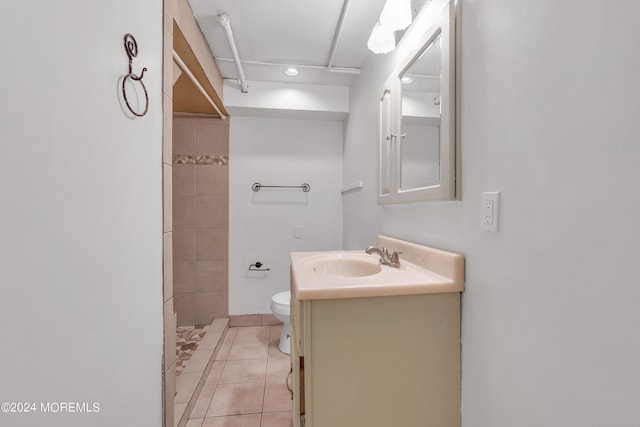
378;0;459;204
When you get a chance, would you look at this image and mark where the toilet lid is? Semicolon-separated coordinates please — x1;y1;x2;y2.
272;291;291;306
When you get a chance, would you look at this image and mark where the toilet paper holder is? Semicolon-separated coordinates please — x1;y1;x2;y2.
248;261;271;272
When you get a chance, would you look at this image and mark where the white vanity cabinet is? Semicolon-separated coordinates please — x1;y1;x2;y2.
290;235;464;427
291;292;461;427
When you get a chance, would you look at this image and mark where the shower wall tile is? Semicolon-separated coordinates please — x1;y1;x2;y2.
196;196;228;229
173;113;229;325
173;165;196;196
163;93;173;163
173;229;195;262
196;165;228;196
163;0;173;38
196;118;229;155
195;261;227;294
175;293;195;327
163;163;173;233
163;18;173;427
163;26;172;97
164;232;173;302
196;292;228;325
164;361;176;427
173;196;196;229
164;298;176;369
173;115;196;155
195;229;228;261
174;261;195;294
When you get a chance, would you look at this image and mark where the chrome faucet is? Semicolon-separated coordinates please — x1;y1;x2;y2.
365;245;401;268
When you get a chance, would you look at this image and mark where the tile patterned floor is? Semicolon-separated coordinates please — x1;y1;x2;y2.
187;325;293;427
176;326;208;375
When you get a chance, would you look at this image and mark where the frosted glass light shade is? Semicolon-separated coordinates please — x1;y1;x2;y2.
367;21;396;54
380;0;412;31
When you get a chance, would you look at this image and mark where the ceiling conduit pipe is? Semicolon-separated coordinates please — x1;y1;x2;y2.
217;14;249;93
326;0;351;71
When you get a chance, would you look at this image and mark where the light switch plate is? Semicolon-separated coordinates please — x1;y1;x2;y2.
481;192;500;232
294;225;303;239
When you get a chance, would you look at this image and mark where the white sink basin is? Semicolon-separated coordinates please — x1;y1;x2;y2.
303;253;382;278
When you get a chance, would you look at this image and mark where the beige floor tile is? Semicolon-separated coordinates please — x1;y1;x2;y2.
190;384;216;419
219;358;268;384
227;340;269;360
266;357;290;384
198;330;223;351
177;325;294;427
206;382;264;417
263;381;293;413
235;326;271;344
205;360;225;386
215;328;238;360
175;371;201;403
261;411;293;427
224;328;239;341
209;318;230;332
174;403;187;427
202;414;261;427
267;326;289;361
268;341;289;361
183;349;213;373
269;325;283;343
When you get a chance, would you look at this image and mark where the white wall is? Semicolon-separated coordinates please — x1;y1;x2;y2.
343;1;640;426
229;117;343;314
224;80;349;121
0;2;163;426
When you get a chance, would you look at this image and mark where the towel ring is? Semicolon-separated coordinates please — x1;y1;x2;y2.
122;34;149;117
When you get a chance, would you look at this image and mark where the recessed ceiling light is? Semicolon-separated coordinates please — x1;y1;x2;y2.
401;76;414;84
283;67;299;77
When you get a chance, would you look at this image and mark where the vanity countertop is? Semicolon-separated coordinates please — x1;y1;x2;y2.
291;235;464;300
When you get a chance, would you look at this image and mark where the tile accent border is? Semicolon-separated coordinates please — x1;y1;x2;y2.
173;154;229;166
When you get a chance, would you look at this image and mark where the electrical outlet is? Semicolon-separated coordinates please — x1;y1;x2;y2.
483;200;494;224
481;192;500;232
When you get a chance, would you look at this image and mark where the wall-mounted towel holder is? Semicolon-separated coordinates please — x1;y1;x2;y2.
252;182;310;192
248;261;270;272
341;180;363;194
122;33;149;117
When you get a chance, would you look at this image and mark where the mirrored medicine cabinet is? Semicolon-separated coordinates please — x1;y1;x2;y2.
378;0;459;204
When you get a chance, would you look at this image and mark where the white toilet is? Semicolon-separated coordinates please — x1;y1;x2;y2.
270;291;291;354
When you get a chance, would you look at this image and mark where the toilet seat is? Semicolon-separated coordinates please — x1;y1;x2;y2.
271;291;290;308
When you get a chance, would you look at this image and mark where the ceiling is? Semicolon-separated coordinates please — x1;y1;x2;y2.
187;0;429;88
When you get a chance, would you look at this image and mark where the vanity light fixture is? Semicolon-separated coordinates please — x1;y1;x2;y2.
367;21;396;54
367;0;413;54
380;0;412;31
401;76;414;84
283;67;299;77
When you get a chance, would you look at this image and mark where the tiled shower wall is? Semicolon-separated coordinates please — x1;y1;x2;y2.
173;114;229;326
